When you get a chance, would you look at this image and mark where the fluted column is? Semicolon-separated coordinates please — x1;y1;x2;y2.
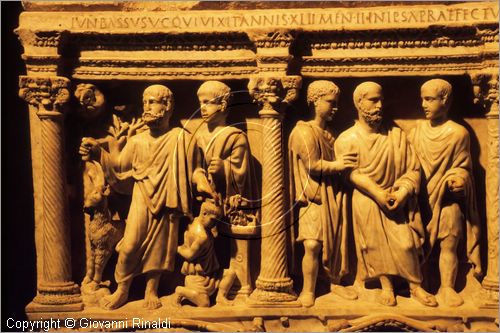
19;76;82;311
248;75;302;305
471;71;499;308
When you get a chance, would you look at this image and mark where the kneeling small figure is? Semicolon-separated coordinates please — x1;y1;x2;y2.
174;200;235;307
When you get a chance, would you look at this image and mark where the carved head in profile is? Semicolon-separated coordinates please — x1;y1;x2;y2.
307;80;340;122
353;82;384;128
421;79;452;122
199;199;223;229
142;84;174;129
197;81;231;124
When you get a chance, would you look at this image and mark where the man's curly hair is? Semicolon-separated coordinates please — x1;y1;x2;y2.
307;80;340;106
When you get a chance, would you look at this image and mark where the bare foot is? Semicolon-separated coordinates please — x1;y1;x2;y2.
411;287;438;307
81;280;98;294
440;287;463;307
378;289;396;306
331;284;358;300
216;295;234;306
99;289;128;310
298;292;315;308
143;294;162;310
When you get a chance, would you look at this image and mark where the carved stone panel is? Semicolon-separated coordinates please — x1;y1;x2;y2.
8;1;499;332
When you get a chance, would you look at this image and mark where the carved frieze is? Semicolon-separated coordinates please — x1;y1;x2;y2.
11;1;500;332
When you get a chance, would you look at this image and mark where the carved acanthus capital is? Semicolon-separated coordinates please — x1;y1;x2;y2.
485;72;499;117
19;76;71;117
248;75;302;117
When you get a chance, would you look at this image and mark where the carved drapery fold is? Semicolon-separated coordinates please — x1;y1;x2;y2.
19;76;82;309
247;75;302;304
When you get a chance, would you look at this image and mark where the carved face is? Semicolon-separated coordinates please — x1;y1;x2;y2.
199;94;226;124
142;94;169;128
421;85;447;121
315;93;339;122
358;88;383;127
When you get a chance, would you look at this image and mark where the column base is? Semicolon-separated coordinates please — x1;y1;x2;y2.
474;279;499;309
26;301;83;314
28;282;83;312
247;277;300;307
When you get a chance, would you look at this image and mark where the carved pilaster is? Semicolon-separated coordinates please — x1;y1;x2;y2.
19;76;82;311
471;70;499;308
247;75;302;305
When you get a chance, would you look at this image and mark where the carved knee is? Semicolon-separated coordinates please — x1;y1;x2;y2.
303;240;321;256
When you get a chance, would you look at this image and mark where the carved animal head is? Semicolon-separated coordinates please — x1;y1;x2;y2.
83;160;110;210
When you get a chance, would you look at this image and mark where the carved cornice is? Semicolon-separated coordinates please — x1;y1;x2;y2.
303;25;499;51
19;76;71;115
78;58;256;68
72;68;258;79
72;32;254;52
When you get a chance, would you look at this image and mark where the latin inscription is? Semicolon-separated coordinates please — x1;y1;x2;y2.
71;7;499;30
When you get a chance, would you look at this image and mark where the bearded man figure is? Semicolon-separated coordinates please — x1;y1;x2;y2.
80;85;192;310
335;82;437;307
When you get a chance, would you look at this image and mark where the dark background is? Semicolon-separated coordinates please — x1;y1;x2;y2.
2;1;37;327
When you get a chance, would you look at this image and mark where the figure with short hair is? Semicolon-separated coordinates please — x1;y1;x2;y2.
335;82;437;307
191;81;259;302
173;199;236;307
80;84;192;310
410;78;482;307
289;80;358;307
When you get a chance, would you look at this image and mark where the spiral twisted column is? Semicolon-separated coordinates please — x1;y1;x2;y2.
248;76;302;305
482;72;499;304
471;71;499;309
19;76;82;310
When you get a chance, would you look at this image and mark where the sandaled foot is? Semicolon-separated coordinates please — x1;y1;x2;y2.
378;289;396;306
331;285;358;300
99;290;128;310
411;287;438;307
143;295;162;310
298;292;315;308
439;287;463;307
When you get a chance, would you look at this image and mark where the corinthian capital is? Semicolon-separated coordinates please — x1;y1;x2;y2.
248;75;302;117
19;76;70;116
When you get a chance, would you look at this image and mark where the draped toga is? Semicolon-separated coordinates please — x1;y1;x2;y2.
193;126;258;207
410;120;481;273
289;121;349;281
335;123;425;283
101;127;192;283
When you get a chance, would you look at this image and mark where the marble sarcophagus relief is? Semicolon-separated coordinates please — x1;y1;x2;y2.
16;1;498;331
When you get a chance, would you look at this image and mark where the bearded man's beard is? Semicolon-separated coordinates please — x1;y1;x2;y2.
143;111;165;128
360;108;383;127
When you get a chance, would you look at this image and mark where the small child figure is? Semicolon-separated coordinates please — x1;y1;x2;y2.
174;199;235;307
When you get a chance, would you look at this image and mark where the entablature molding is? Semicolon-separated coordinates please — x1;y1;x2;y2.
17;1;498;79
